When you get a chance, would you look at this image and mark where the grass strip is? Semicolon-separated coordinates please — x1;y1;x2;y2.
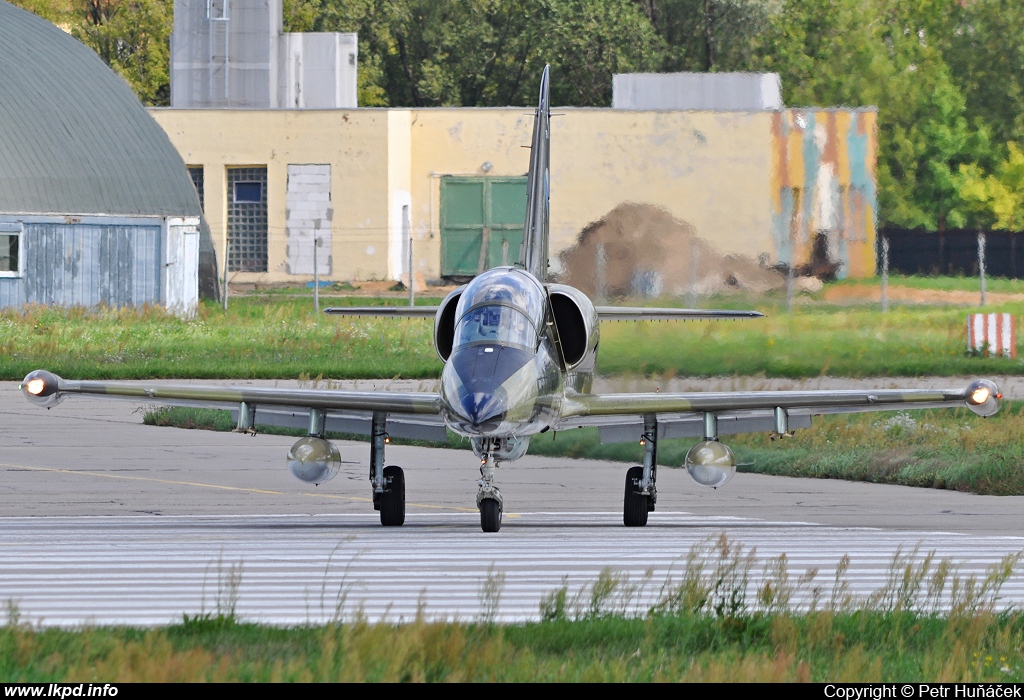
3;537;1022;682
3;277;1024;380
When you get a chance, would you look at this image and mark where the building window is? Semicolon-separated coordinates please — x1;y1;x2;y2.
188;166;205;212
227;167;268;272
0;224;22;277
234;182;262;203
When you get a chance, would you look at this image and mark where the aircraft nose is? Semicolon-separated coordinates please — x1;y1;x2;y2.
441;344;532;435
460;391;507;431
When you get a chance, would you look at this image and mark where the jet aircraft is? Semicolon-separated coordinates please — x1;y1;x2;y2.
21;67;1001;532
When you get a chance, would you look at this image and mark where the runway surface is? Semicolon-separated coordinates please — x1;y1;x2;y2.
3;379;1024;626
4;512;1024;626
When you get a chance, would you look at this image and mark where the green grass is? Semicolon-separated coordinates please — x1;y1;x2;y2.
831;274;1024;294
8;614;1020;682
2;280;1024;379
0;300;443;380
2;538;1022;681
146;400;1024;496
597;303;1024;377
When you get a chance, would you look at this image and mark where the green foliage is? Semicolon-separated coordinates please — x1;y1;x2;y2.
73;0;173;106
648;0;773;73
14;0;1024;227
732;401;1024;496
954;142;1024;231
0;298;443;380
539;0;666;106
4;279;1023;381
10;0;173;106
944;0;1024;149
282;0;665;107
596;300;1024;378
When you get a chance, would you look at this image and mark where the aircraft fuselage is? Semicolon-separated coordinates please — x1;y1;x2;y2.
438;266;582;444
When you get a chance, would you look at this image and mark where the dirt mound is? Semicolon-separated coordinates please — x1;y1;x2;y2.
558;203;784;299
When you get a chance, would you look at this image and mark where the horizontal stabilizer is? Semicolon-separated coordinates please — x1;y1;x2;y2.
595;307;763;321
324;306;439;318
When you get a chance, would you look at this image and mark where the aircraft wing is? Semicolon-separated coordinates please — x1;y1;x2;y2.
21;372;439;413
20;370;447;441
556;382;1001;443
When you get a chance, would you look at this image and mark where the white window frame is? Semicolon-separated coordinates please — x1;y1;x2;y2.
0;222;23;278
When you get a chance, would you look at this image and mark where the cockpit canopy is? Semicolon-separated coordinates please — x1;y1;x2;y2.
453;268;546;350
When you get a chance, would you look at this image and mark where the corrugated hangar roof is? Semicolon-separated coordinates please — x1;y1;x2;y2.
0;1;200;217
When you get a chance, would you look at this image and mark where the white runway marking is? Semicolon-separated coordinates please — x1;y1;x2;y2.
3;512;1023;626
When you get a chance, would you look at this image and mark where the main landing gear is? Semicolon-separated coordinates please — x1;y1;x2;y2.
624;416;658;527
369;413;405;526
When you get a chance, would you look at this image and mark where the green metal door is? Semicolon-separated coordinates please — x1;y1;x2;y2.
440;177;526;278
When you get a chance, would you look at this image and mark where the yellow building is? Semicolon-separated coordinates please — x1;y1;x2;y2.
150;105;877;286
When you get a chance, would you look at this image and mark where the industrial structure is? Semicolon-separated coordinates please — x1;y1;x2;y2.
153;105;877;286
0;1;207;315
152;0;878;290
171;0;357;109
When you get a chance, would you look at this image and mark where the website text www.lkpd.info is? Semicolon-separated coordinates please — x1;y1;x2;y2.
5;686;117;698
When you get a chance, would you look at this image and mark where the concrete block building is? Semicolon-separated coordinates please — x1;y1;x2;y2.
154;0;878;289
153;105;878;286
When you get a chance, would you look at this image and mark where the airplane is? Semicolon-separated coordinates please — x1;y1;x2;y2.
21;66;1001;533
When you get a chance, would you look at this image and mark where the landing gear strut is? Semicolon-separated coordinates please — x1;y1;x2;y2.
624;415;657;527
370;412;405;526
477;445;503;533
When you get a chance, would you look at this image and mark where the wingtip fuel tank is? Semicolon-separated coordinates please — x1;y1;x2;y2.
21;369;63;408
965;379;1001;417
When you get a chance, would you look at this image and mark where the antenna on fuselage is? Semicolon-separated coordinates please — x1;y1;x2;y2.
519;64;551;283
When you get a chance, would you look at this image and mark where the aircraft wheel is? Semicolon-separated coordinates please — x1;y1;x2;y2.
480;498;502;533
380;465;405;526
623;466;649;527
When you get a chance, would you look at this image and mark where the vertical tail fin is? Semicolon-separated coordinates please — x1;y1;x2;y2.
519;65;551;281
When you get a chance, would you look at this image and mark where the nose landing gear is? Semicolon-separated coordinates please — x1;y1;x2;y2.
477;448;503;533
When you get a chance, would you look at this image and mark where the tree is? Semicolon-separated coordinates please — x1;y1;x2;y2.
74;0;172;106
9;0;172;106
287;0;665;107
642;0;774;73
539;0;666;105
746;0;997;229
953;143;1024;231
284;0;542;107
944;0;1024;149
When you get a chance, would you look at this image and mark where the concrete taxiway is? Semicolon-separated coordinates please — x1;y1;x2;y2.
2;379;1023;625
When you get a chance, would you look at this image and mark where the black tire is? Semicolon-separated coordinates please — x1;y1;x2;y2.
623;466;649;527
380;465;405;526
480;498;502;533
